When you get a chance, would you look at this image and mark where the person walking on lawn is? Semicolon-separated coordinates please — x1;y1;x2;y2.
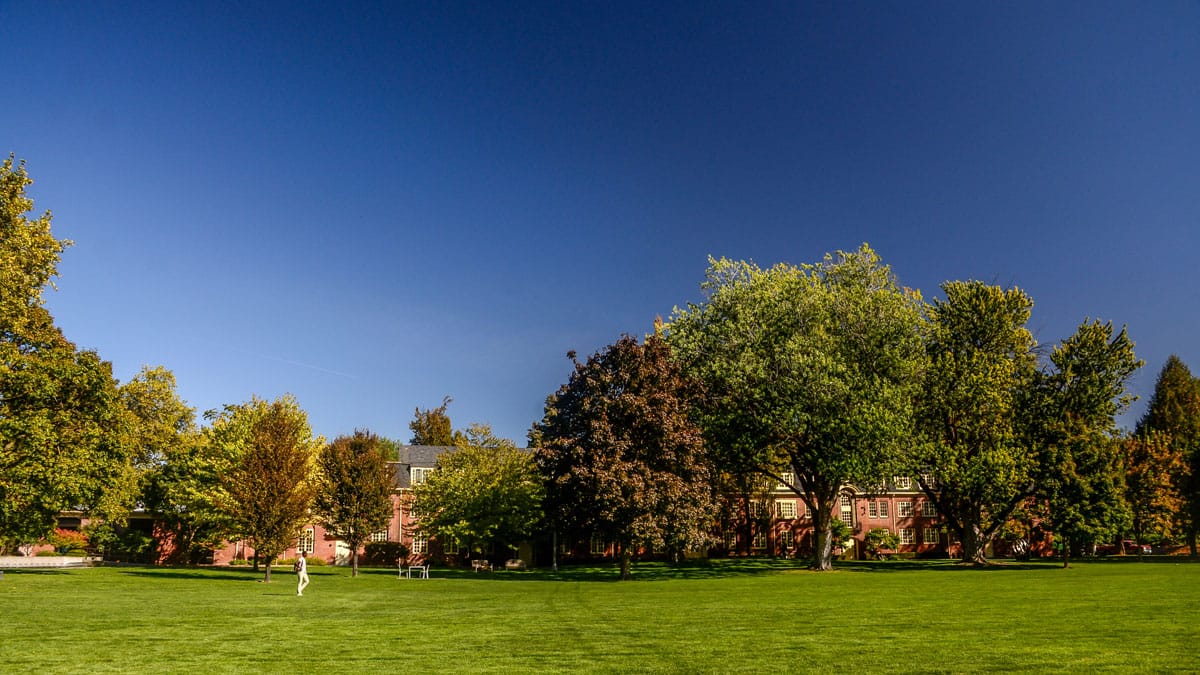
296;552;310;596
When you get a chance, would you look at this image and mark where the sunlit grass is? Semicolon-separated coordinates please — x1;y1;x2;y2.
1;558;1196;673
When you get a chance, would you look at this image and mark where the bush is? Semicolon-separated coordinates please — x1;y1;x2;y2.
228;559;249;566
363;541;409;566
864;528;900;559
36;549;61;557
45;528;89;555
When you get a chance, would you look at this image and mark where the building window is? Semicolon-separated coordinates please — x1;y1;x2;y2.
804;503;812;519
778;500;798;519
922;501;937;517
591;533;608;556
868;501;878;519
899;528;915;545
879;501;889;518
443;539;460;555
749;500;767;518
781;530;794;549
298;528;314;554
897;501;914;517
919;472;935;488
370;529;389;542
412;532;428;554
752;530;766;549
410;467;432;485
779;472;795;488
840;494;853;509
724;531;736;550
923;528;940;545
840;512;853;527
893;475;912;490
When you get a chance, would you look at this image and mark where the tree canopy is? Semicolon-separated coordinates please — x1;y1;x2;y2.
313;430;394;576
411;423;543;561
0;157;136;553
667;244;925;570
216;395;321;581
409;396;463;446
534;334;717;579
1135;355;1200;554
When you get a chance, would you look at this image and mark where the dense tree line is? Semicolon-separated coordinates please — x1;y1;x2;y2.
5;158;1199;577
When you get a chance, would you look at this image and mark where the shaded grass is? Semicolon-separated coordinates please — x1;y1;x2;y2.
1;558;1196;673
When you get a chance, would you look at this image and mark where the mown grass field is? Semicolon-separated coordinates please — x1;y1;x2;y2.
1;558;1196;673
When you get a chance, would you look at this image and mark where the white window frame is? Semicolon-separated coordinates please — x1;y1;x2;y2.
879;501;889;518
779;472;795;488
893;475;912;490
868;501;878;519
923;528;940;545
590;533;608;556
298;528;315;554
370;528;389;542
839;512;854;527
752;530;767;550
411;532;428;554
443;538;460;555
723;530;736;550
922;501;937;517
410;467;433;485
897;501;914;517
778;500;798;519
781;529;794;550
899;528;915;545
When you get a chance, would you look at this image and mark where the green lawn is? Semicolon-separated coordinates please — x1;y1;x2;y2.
1;558;1196;673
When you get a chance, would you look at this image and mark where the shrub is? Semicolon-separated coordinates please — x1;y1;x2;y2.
363;541;409;566
228;559;249;566
305;556;327;567
864;528;900;559
45;528;89;555
36;549;61;557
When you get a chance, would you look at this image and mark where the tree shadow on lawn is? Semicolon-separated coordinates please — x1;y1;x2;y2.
117;566;321;582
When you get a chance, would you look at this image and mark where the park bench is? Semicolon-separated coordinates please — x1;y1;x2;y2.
471;559;492;572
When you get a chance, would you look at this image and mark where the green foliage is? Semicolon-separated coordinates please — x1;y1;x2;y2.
534;334;717;579
1031;320;1141;564
1135;356;1200;553
413;423;543;560
863;527;900;558
1124;432;1187;544
667;244;925;570
217;395;322;581
313;430;394;576
364;541;409;566
0;157;136;553
409;396;463;446
912;281;1040;564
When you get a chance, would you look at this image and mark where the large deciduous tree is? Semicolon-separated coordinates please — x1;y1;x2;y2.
1031;320;1141;566
533;334;717;580
411;423;543;562
1135;356;1200;554
0;157;136;553
313;430;394;576
668;245;924;570
912;281;1040;565
217;395;321;582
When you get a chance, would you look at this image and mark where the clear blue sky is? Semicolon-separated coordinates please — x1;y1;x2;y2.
4;2;1197;444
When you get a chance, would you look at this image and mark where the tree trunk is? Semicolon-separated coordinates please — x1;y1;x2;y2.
1189;527;1197;557
811;504;834;571
619;545;632;581
959;525;989;565
263;556;273;583
252;551;259;572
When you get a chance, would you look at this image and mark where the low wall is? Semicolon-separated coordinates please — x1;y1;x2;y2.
0;555;97;569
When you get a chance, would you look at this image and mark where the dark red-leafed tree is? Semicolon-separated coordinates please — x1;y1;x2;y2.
533;334;717;580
